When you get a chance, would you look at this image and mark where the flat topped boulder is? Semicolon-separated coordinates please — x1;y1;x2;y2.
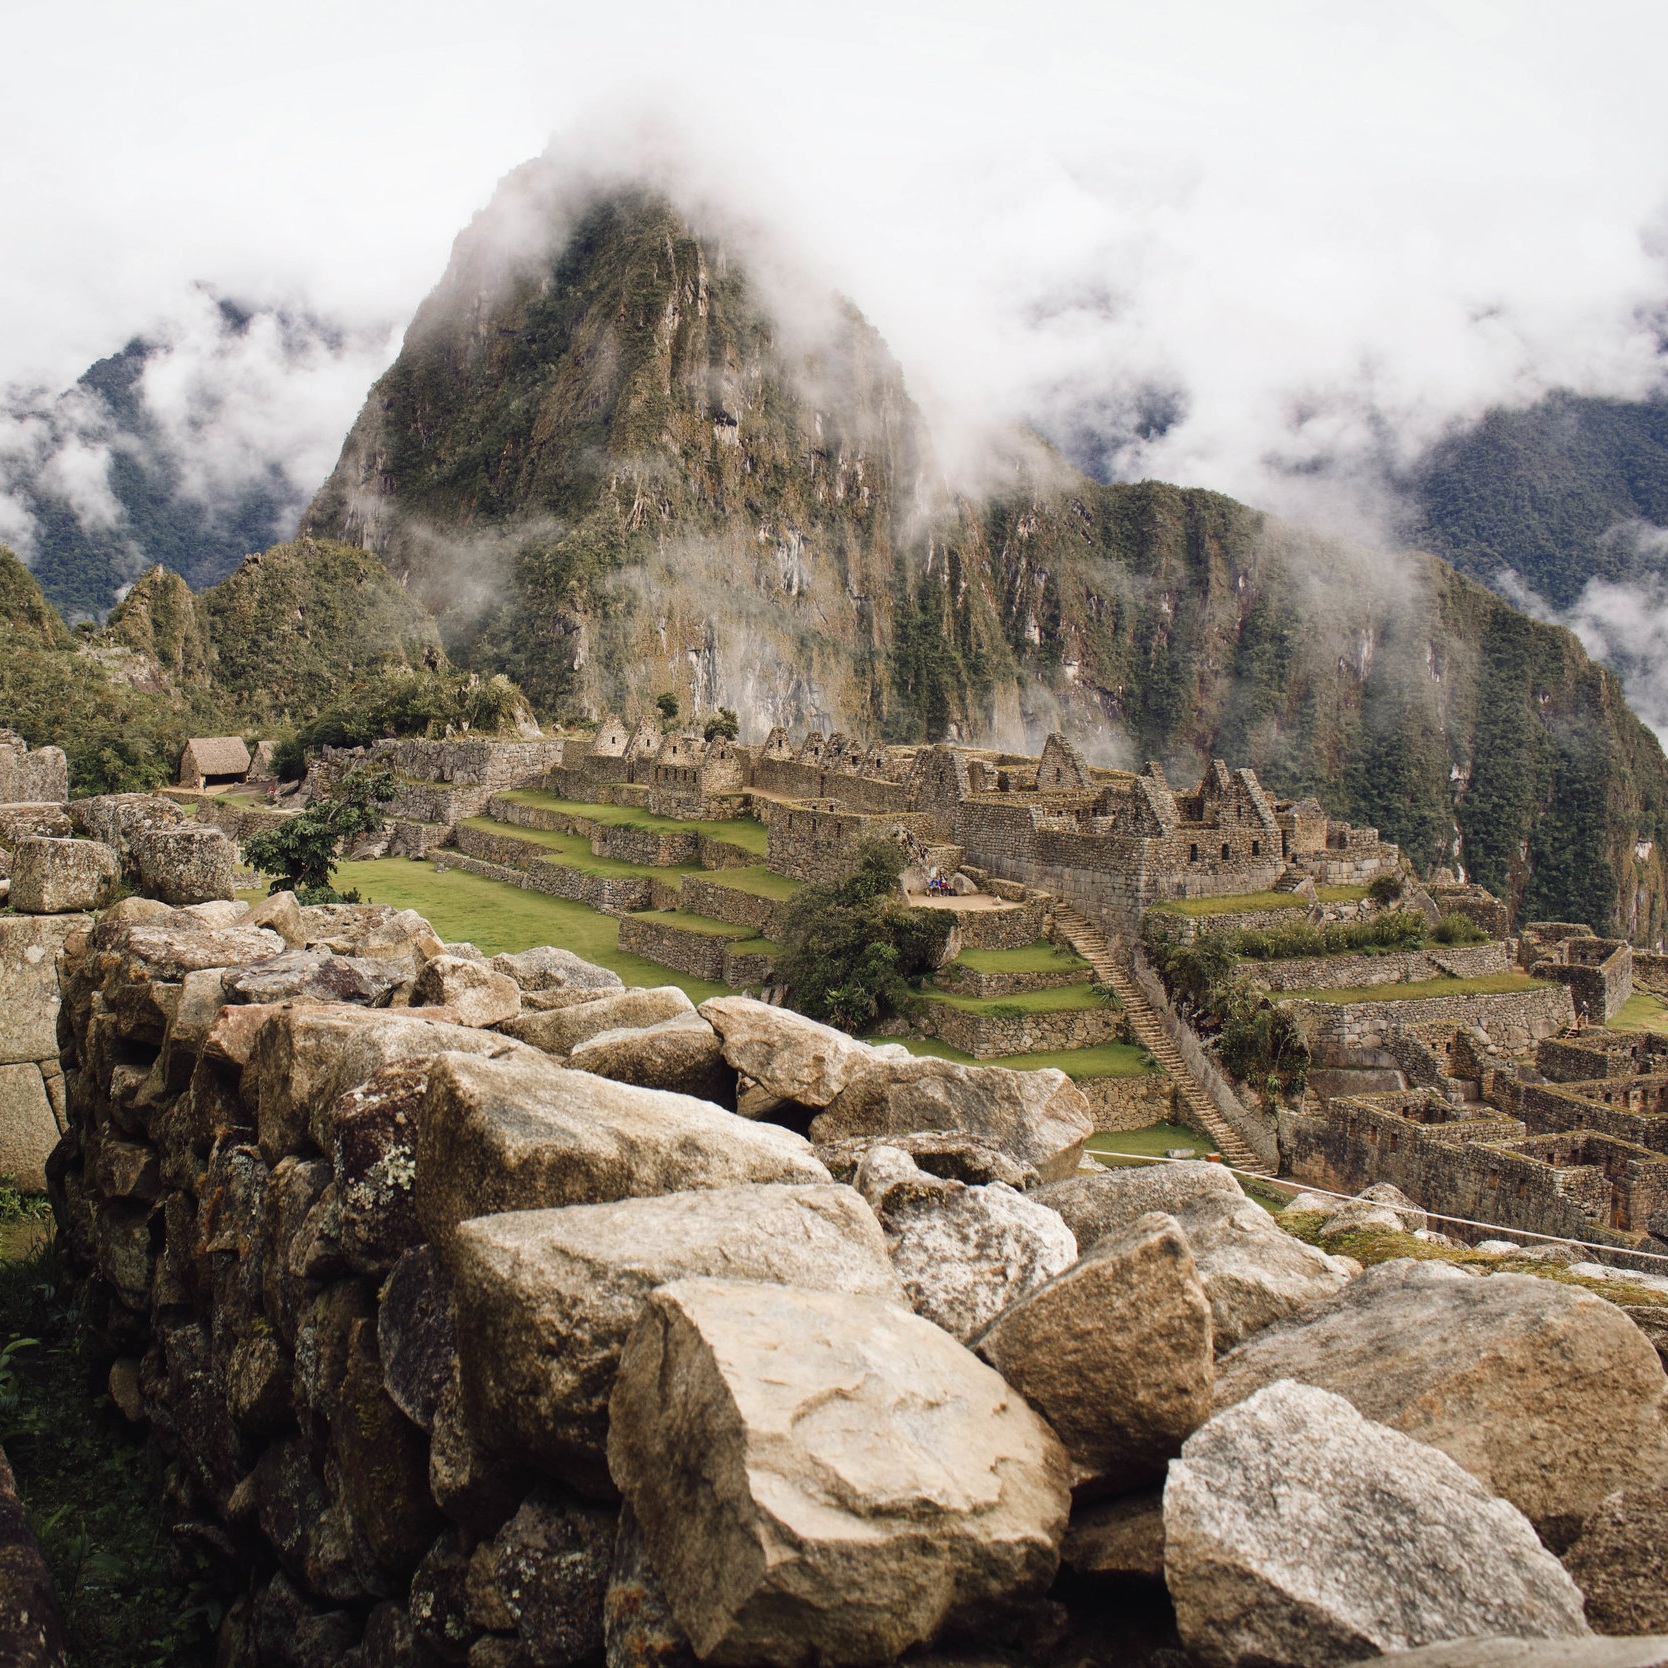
449;1183;902;1496
1166;1379;1590;1668
120;916;285;979
492;945;623;993
607;1277;1072;1666
247;1004;530;1165
9;835;119;913
129;824;236;905
1213;1257;1668;1547
501;986;694;1056
698;996;880;1106
414;1047;828;1250
222;949;405;1008
810;1055;1094;1182
410;954;521;1027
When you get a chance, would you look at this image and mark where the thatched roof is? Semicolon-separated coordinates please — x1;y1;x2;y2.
182;736;251;778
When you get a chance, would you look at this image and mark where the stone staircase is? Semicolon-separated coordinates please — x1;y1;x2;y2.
1054;906;1274;1175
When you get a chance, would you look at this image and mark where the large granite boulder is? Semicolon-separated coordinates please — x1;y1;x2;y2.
222;949;404;1008
1337;1640;1668;1667
606;1277;1072;1665
492;945;623;994
811;1056;1094;1182
1165;1380;1590;1667
449;1182;900;1496
974;1211;1213;1495
411;954;521;1027
129;825;236;905
1037;1163;1352;1350
697;996;879;1106
0;913;87;1065
9;836;119;913
1562;1486;1668;1637
566;1013;735;1106
865;1153;1078;1343
0;1445;67;1668
1213;1258;1668;1548
414;1048;828;1249
66;791;185;858
0;1064;60;1192
500;987;694;1055
247;1006;527;1164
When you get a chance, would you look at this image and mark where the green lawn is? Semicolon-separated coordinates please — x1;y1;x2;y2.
628;908;753;938
1088;1122;1217;1159
1147;891;1307;918
924;983;1109;1014
335;859;728;1000
1278;972;1551;1004
871;1034;1157;1078
947;941;1088;973
493;790;769;854
1610;991;1668;1034
1315;884;1370;903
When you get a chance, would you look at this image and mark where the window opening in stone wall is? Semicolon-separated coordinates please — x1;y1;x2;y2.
1189;843;1199;862
1251;839;1260;856
1221;843;1230;860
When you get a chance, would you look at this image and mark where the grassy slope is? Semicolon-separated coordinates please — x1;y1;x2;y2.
878;1034;1157;1078
1610;991;1668;1034
948;942;1088;973
338;859;727;1000
924;984;1109;1014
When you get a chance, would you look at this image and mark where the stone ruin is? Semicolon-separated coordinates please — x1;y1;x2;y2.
18;877;1668;1665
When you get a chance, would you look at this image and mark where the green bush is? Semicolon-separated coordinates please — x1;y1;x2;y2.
1233;910;1427;961
1367;873;1405;906
774;840;952;1032
702;707;739;742
243;768;397;902
294;667;528;755
1431;911;1488;945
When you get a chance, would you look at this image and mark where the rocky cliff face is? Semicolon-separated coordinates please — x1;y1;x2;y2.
303;172;1668;939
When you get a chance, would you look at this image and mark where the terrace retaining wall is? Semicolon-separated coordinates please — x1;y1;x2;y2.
1281;983;1574;1051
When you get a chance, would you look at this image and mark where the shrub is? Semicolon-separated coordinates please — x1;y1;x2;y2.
243;767;397;902
1431;911;1489;945
702;707;740;742
655;692;680;722
1367;873;1405;906
1233;910;1426;961
293;668;529;757
775;840;952;1031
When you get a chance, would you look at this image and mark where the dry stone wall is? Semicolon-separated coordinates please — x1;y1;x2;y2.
921;999;1124;1060
1243;942;1509;994
1283;985;1574;1052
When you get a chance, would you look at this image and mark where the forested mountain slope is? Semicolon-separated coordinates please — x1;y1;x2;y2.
301;173;1668;939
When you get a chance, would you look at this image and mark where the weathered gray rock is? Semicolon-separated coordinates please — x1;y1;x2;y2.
1562;1486;1668;1637
407;1529;477;1664
450;1183;901;1494
222;949;404;1007
129;825;236;905
697;996;878;1106
607;1277;1072;1666
883;1175;1078;1342
9;835;118;913
811;1055;1094;1182
1033;1160;1245;1246
1061;1488;1165;1583
0;803;69;845
975;1211;1213;1495
66;791;184;857
1319;1182;1429;1237
483;1489;616;1667
1166;1380;1591;1668
378;1244;456;1433
566;1014;734;1106
334;1062;431;1276
412;955;521;1027
1338;1639;1668;1667
0;1443;68;1668
248;1005;526;1164
604;1501;697;1668
1624;1304;1668;1370
414;1048;827;1250
429;1369;521;1540
123;917;285;979
0;913;87;1064
0;1063;60;1191
499;987;694;1056
492;945;623;994
815;1129;1039;1191
1214;1258;1668;1547
247;888;306;948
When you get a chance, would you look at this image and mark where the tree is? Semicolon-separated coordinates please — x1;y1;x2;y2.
655;692;680;722
775;840;952;1031
242;768;397;903
703;707;739;742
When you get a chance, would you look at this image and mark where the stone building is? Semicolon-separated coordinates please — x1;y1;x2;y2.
1518;923;1633;1021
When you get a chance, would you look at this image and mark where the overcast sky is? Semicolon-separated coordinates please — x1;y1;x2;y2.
9;0;1668;536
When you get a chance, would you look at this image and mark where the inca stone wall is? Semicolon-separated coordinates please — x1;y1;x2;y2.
1241;942;1510;993
1282;984;1574;1051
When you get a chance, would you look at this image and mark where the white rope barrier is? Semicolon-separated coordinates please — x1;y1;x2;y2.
1092;1148;1668;1267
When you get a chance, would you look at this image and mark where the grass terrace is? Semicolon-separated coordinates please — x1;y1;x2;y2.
693;866;802;901
329;859;729;1000
456;819;704;880
945;942;1089;974
873;1034;1158;1078
628;908;759;939
1276;972;1550;1004
924;983;1109;1015
1147;883;1370;919
493;789;770;854
1610;991;1668;1035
